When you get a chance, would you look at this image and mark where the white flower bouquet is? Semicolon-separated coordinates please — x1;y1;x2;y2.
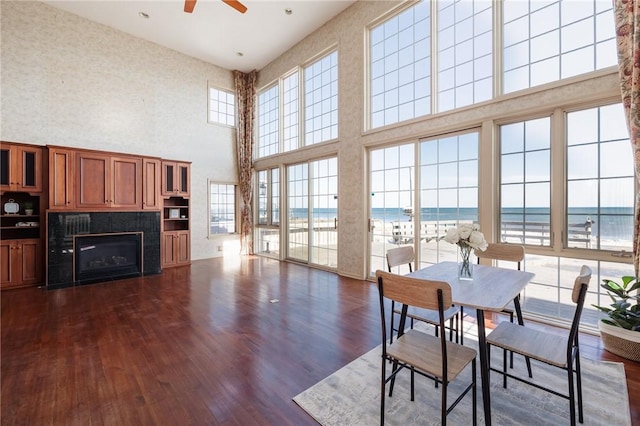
443;223;487;280
443;223;488;251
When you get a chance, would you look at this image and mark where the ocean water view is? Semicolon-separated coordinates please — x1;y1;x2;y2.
289;207;634;242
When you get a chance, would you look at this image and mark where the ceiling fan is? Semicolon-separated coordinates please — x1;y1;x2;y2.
184;0;247;14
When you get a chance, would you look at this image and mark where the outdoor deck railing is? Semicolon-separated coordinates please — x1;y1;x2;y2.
390;220;592;248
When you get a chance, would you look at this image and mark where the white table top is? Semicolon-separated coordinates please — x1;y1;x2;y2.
407;261;535;312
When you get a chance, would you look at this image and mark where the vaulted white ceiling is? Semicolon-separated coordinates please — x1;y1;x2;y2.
43;0;356;72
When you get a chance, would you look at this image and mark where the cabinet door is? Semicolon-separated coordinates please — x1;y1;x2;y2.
161;161;176;197
18;239;42;285
0;144;43;193
176;163;190;197
143;159;161;210
0;241;13;287
111;156;142;209
49;148;75;209
0;239;41;288
162;161;190;197
76;152;110;208
162;232;178;267
176;231;190;264
16;145;43;193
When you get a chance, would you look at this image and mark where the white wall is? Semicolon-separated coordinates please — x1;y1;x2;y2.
1;1;238;260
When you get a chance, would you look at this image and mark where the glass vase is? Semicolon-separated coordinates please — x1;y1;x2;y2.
459;244;473;281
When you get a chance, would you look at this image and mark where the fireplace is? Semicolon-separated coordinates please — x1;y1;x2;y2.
47;211;161;289
74;232;142;285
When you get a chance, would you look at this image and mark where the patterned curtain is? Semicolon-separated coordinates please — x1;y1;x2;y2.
614;0;640;274
234;70;258;255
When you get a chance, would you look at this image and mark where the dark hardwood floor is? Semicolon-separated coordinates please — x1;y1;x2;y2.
2;256;638;425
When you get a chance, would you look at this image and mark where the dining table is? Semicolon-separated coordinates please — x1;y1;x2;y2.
407;261;535;426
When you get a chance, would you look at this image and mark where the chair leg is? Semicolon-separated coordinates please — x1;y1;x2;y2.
502;348;508;389
389;360;398;397
513;297;533;378
380;354;386;426
576;352;584;423
509;311;515;369
472;358;477;426
441;377;448;426
410;366;415;401
567;358;576;426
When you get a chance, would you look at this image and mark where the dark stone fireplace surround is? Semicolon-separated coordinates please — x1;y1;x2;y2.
47;211;161;289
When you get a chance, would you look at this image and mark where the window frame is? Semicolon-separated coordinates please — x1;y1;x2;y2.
365;0;617;131
207;84;236;127
495;98;634;258
208;180;238;237
255;47;339;160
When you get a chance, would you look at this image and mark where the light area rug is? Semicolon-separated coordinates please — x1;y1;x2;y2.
293;325;631;425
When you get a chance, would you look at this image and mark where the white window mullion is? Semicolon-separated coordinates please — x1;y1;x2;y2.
430;0;439;115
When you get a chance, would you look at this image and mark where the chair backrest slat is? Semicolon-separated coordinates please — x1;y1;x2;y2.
475;243;524;266
376;270;452;311
568;265;592;350
386;246;415;271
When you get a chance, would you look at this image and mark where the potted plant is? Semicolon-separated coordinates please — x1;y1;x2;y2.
593;276;640;362
23;201;34;216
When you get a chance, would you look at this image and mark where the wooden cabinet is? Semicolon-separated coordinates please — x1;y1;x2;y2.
0;143;43;193
162;231;190;267
162;161;190;197
162;197;190;268
48;147;74;209
0;239;42;288
111;156;142;208
142;158;161;210
76;152;142;209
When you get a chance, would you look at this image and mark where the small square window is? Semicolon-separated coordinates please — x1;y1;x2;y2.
208;86;236;126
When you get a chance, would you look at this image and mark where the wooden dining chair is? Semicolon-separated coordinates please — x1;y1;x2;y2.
386;246;462;344
487;265;592;426
376;270;477;426
474;242;531;376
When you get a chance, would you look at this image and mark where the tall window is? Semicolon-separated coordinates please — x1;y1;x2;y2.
368;0;616;129
370;1;431;128
419;132;479;267
257;85;279;158
499;117;551;246
503;0;617;93
304;51;338;145
208;87;235;126
209;183;236;235
287;163;309;262
256;51;339;158
283;72;299;152
255;168;280;256
566;103;633;251
437;0;493;112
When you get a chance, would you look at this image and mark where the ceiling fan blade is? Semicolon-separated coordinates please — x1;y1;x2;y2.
222;0;247;14
184;0;197;13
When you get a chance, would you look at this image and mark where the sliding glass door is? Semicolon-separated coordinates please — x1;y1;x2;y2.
368;132;480;276
287;157;338;269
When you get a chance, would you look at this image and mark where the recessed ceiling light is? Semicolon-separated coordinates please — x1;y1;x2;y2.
284;8;293;15
138;11;150;19
236;52;244;57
